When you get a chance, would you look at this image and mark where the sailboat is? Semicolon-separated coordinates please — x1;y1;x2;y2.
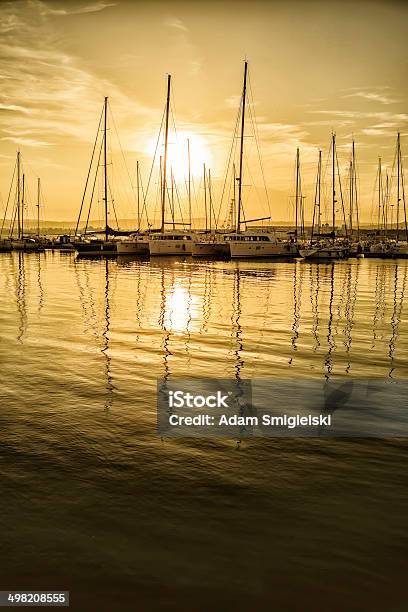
367;156;392;257
223;61;296;259
6;152;43;252
347;140;364;257
117;161;150;256
389;132;408;257
192;165;230;257
299;134;349;260
149;75;194;256
72;97;132;256
367;134;408;258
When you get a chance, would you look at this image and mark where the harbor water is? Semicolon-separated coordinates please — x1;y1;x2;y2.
0;251;407;611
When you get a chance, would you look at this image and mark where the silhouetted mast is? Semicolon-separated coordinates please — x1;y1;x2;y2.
103;96;108;241
310;150;322;246
295;147;300;239
21;173;25;239
17;151;21;240
332;132;336;236
203;163;207;232
187;138;191;229
378;157;382;233
136;160;140;231
208;168;215;231
161;75;171;233
236;61;248;233
351;139;360;240
37;177;40;239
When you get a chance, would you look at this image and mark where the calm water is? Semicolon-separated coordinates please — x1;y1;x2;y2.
0;252;407;611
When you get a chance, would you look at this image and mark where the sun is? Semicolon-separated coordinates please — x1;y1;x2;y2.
146;130;213;183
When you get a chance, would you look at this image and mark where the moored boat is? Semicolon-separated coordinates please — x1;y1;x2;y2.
73;238;118;256
149;231;193;255
0;238;12;252
299;243;349;260
117;234;149;256
72;97;135;257
192;233;230;257
227;231;297;258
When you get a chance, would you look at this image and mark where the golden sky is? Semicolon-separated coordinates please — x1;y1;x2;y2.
0;0;407;227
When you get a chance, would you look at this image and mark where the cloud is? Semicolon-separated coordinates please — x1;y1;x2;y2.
35;1;117;16
0;11;156;151
0;103;34;114
0;13;24;33
164;16;188;32
342;91;397;105
1;136;52;147
309;110;408;122
360;128;391;137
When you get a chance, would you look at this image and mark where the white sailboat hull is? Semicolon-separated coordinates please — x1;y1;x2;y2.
117;240;149;255
229;241;296;258
149;238;193;255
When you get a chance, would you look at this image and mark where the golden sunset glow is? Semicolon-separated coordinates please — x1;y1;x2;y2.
0;1;407;228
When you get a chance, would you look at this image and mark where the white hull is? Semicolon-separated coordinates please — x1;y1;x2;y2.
149;238;193;255
229;242;296;258
117;240;149;255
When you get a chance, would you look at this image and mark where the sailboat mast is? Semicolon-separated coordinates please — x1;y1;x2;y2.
171;168;175;230
136;160;140;231
385;171;389;237
396;131;408;242
187;138;191;229
17;151;21;240
332;132;336;236
353;140;360;241
311;148;322;245
208;168;213;231
295;147;299;239
103;96;108;242
161;75;171;233
317;149;321;235
21;173;25;239
349;140;355;236
378;157;382;234
203;163;207;232
37;177;40;239
236;60;248;233
396;132;400;243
